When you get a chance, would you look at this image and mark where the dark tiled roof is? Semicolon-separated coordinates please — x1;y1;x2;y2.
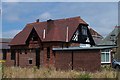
89;28;103;45
89;28;103;38
9;24;33;45
9;16;88;45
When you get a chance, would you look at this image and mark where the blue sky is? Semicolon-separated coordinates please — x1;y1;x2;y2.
2;0;120;2
1;2;118;38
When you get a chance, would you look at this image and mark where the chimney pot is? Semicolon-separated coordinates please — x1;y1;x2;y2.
36;19;39;22
47;19;53;22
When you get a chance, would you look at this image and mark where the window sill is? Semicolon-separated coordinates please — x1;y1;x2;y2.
101;62;111;64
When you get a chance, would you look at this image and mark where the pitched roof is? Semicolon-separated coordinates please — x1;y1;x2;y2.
9;16;88;46
99;26;120;46
89;27;103;45
9;24;33;45
89;28;103;38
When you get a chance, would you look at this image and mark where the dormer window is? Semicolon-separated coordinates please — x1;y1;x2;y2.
71;26;88;43
81;26;87;36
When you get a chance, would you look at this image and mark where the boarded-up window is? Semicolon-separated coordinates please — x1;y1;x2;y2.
28;58;32;64
11;50;15;60
47;47;50;59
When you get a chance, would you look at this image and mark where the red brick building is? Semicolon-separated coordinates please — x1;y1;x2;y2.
3;16;103;71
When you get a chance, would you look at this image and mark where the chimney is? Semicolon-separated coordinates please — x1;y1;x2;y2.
47;19;54;33
66;26;69;42
36;19;39;23
43;29;46;39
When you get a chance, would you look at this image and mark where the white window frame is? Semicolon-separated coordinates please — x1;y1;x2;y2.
101;49;111;64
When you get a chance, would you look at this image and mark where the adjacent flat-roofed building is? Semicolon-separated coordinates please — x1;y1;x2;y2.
98;26;120;63
0;38;12;60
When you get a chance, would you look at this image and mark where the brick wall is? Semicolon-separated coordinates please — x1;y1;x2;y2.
55;51;72;70
54;50;101;71
4;49;36;67
18;50;36;67
70;43;80;47
73;50;100;71
4;52;15;66
43;47;55;67
4;47;101;72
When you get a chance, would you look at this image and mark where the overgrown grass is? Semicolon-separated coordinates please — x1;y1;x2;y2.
2;66;119;78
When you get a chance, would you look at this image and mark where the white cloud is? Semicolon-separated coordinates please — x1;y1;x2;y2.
2;29;21;38
39;12;52;21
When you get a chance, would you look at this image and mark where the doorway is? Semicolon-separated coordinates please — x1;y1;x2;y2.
35;48;40;68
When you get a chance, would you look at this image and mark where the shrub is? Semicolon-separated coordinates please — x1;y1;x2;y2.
77;72;91;80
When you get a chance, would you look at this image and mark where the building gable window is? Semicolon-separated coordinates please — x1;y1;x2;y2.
20;51;22;54
101;49;111;63
25;50;27;54
31;32;38;41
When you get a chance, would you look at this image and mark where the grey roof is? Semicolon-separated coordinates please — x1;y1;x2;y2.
0;38;12;49
0;43;10;49
53;46;117;51
93;37;103;45
98;26;120;46
0;38;12;43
